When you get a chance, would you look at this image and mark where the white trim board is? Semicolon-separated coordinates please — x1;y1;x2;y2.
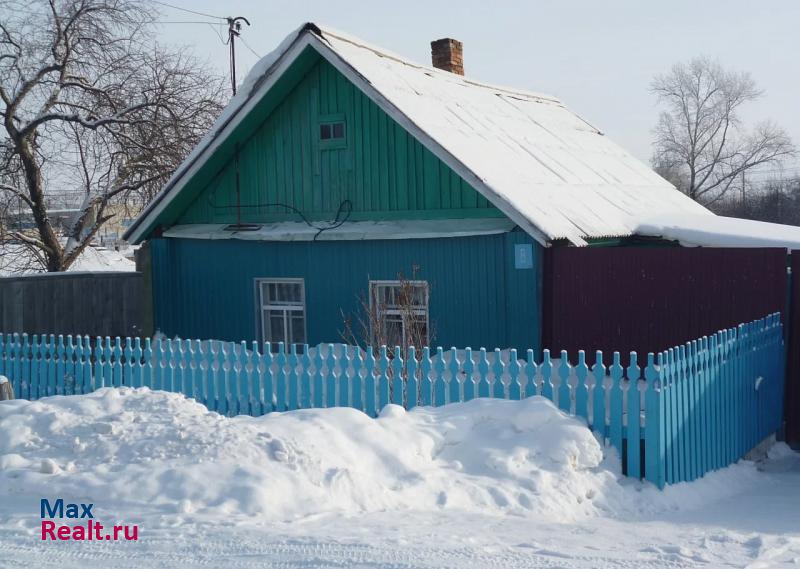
162;219;516;242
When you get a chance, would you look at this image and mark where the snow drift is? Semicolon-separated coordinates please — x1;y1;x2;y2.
0;388;773;524
0;388;631;522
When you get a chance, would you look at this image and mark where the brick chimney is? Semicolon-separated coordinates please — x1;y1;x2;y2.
430;38;464;75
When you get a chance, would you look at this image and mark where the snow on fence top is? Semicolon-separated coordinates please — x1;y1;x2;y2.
125;23;711;246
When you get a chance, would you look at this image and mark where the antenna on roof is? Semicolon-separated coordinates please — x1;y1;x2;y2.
227;16;251;95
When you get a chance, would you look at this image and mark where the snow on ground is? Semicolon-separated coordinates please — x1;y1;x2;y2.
66;246;135;272
0;244;134;275
0;388;798;568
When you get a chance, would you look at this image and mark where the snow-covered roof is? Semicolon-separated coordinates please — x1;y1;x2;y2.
637;214;800;249
0;244;135;276
124;23;711;246
162;218;515;242
68;246;136;272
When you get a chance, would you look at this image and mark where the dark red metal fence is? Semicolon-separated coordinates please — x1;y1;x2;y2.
786;253;800;443
542;246;788;361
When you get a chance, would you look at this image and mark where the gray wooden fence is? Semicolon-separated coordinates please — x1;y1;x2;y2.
0;272;144;338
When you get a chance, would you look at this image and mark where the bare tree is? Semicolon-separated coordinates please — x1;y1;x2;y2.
712;175;800;226
341;268;433;360
341;268;434;403
651;56;795;203
0;0;225;271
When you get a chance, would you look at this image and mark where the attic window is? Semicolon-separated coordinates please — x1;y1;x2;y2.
320;122;345;140
319;115;346;149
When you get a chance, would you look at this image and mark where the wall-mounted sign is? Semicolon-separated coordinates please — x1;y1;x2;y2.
514;244;533;269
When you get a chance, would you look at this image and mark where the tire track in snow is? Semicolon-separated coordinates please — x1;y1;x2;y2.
0;525;701;569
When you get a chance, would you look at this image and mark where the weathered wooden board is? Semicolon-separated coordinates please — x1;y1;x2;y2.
0;272;145;338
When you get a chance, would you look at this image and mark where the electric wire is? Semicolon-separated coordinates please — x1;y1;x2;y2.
240;37;261;58
150;0;226;20
207;195;354;241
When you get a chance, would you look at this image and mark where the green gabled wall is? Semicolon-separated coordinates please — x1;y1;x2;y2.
178;57;502;224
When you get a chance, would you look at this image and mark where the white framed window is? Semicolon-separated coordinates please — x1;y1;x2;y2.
256;279;307;347
369;280;429;347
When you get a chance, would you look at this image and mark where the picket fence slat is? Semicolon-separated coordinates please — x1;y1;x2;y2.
645;353;664;488
558;350;571;414
626;353;641;479
0;312;784;489
508;349;521;401
609;352;624;457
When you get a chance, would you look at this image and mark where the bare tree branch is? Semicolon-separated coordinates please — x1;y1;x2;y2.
0;0;226;271
651;56;796;203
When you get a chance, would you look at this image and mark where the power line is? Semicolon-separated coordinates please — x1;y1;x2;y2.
206;23;228;45
155;20;225;25
240;36;261;59
153;20;229;47
150;0;226;20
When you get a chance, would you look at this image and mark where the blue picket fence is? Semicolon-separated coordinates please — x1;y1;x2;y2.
659;314;785;484
0;313;784;488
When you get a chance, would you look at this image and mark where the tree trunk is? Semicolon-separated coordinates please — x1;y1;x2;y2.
17;139;64;271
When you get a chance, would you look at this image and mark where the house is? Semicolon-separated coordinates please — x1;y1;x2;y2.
124;23;717;352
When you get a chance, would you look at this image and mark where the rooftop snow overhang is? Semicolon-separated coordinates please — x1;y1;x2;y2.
636;214;800;249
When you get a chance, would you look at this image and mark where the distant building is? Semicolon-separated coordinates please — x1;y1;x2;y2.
6;203;138;250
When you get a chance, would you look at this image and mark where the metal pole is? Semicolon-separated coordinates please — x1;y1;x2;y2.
227;16;251;96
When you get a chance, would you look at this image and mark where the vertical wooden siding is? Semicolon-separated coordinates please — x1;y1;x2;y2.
151;232;542;352
178;58;500;225
0;272;144;338
543;247;788;360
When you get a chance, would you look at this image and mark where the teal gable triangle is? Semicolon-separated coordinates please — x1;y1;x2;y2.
177;57;504;225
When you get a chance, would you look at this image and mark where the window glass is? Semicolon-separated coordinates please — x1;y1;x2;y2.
369;281;429;347
290;313;305;345
319;121;345;143
286;283;301;303
320;123;331;140
258;280;306;347
269;312;285;341
385;315;403;348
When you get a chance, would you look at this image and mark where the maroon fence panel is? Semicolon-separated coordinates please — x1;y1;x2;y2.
786;252;800;443
542;247;788;362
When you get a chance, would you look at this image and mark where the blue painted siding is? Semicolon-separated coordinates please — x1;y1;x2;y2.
151;231;542;352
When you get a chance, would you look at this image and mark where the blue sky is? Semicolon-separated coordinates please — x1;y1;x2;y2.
155;0;800;172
